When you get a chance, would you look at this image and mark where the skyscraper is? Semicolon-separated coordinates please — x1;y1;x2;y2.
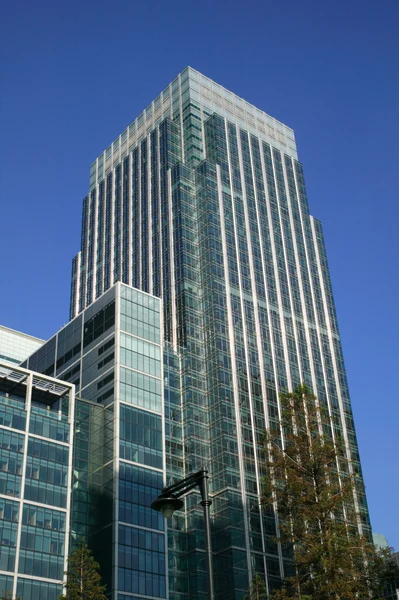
61;67;371;597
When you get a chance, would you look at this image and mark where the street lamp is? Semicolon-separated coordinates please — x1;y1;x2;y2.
151;468;214;600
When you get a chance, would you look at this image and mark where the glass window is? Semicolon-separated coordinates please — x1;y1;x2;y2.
119;405;162;469
83;301;115;348
0;575;13;597
118;524;166;597
119;463;164;531
120;334;160;378
119;367;161;413
22;505;66;531
17;578;62;600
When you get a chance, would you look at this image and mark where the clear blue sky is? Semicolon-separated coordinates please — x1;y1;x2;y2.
1;0;398;548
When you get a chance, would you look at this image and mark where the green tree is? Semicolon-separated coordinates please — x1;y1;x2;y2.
245;573;268;600
261;384;398;600
60;539;107;600
0;592;21;600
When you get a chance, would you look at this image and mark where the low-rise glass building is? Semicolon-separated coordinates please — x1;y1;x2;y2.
24;283;167;600
0;326;43;365
0;359;75;600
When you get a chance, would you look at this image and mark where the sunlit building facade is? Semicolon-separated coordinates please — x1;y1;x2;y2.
66;67;371;599
0;67;369;600
0;326;43;365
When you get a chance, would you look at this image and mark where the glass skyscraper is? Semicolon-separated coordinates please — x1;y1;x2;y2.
66;66;372;598
0;67;370;600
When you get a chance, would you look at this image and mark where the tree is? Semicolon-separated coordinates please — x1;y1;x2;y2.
60;538;107;600
0;592;21;600
261;384;399;600
246;573;268;600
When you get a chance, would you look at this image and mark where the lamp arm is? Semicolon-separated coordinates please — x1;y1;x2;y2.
161;468;211;503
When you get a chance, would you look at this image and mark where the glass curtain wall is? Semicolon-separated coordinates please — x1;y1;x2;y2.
69;68;371;600
0;361;74;600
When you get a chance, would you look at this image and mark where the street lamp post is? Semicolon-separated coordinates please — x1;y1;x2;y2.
151;468;214;600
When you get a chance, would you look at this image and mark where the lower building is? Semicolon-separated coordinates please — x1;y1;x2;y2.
384;552;399;599
371;535;399;599
373;532;389;550
1;280;378;600
24;283;168;600
0;359;75;600
0;326;43;365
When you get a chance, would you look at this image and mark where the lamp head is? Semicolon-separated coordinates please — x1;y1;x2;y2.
151;495;184;519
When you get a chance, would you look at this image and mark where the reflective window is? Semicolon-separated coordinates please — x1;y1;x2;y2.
119;463;163;531
120;368;161;413
83;301;115;348
118;524;166;597
17;578;62;600
29;409;70;443
120;333;160;377
22;505;65;531
120;292;160;344
0;396;26;430
120;405;162;469
0;574;13;596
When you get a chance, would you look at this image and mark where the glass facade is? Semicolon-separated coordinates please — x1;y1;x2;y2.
117;286;166;598
0;360;74;600
67;67;371;600
7;68;371;600
0;326;43;365
24;283;166;600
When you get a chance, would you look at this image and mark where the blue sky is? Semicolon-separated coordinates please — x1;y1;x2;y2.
1;0;398;547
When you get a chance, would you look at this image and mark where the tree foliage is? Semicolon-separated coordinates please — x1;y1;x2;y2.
261;384;398;600
60;538;107;600
0;592;21;600
246;573;269;600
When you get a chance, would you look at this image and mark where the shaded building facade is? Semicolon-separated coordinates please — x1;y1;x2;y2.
0;359;75;600
24;283;168;599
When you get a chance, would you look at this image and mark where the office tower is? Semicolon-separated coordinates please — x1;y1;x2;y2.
24;283;169;600
0;359;75;600
0;326;43;365
67;67;369;598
